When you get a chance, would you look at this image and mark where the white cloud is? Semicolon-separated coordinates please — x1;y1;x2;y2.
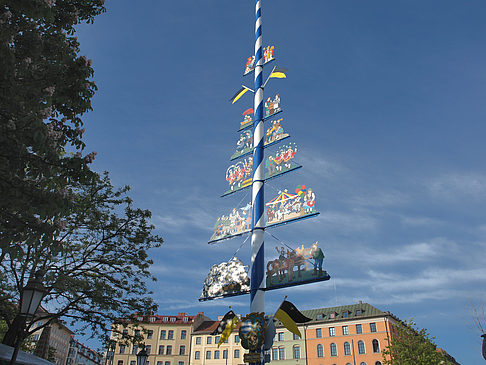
426;173;486;201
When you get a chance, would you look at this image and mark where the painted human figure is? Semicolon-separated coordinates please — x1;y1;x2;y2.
312;243;324;276
274;94;280;111
304;188;316;214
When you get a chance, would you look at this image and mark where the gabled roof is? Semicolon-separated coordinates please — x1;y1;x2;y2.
274;302;389;327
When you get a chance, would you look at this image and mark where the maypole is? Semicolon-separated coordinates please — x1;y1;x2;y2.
250;0;265;315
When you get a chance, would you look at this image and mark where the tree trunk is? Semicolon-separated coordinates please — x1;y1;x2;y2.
1;315;26;347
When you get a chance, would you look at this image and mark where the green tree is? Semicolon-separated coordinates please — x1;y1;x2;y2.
0;0;104;258
1;172;163;347
382;319;452;365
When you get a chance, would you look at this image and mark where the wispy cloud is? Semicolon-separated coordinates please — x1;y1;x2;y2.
426;173;486;201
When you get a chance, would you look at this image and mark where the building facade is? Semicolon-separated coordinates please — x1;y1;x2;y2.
66;337;103;365
190;317;247;365
109;312;208;365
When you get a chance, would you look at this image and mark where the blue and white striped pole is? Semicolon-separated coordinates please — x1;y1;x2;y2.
250;0;265;316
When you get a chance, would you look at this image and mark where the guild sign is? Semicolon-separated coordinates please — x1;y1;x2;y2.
266;185;318;227
243;45;275;75
239;312;266;351
266;242;330;290
209;203;252;243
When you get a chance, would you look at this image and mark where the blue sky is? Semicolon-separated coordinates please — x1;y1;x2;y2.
75;1;486;362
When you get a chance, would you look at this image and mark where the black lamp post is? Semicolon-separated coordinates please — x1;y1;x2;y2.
9;273;47;365
481;334;486;361
136;346;148;365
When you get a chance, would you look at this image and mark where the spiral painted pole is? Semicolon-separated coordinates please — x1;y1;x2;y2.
250;0;265;316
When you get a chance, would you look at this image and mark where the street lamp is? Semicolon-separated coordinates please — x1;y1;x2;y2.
136;346;148;365
481;334;486;361
9;272;47;365
20;273;47;317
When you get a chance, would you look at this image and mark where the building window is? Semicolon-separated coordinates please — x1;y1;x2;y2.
195;337;201;345
342;325;349;335
206;351;211;360
317;314;323;320
168;330;174;339
293;345;300;359
137;317;143;321
272;348;278;360
356;324;362;334
344;342;351;355
163;317;168;322
132;345;138;355
207;337;212;344
293;333;299;340
317;344;324;358
278;332;284;341
375;362;382;365
358;340;365;354
330;343;337;356
119;345;126;354
329;312;336;319
356;310;362;315
165;362;170;365
147;330;153;339
158;345;164;355
278;347;285;360
157;362;163;365
166;345;172;355
122;329;128;336
181;330;187;339
215;336;220;344
360;363;367;365
372;339;380;353
160;330;166;340
117;361;123;365
178;362;184;365
171;317;176;322
235;335;240;343
370;323;377;333
146;345;151;355
179;345;185;355
316;328;322;338
150;317;156;323
329;327;335;337
234;349;240;358
214;350;220;359
194;351;200;360
223;350;228;359
183;317;188;322
134;330;140;337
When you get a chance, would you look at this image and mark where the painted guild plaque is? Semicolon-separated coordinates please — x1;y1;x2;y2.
230;118;290;161
224;144;301;196
266;242;330;290
209;203;252;243
265;185;318;227
264;94;282;119
200;257;250;300
243;45;275;76
239;312;266;351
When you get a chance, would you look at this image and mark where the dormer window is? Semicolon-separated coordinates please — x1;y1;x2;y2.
138;316;143;321
356;310;362;315
150;317;156;322
316;314;323;320
170;317;176;322
342;311;349;318
163;317;168;322
329;312;336;319
183;317;188;322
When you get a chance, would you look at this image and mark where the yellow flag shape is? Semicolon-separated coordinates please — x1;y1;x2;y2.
269;67;288;79
230;86;250;104
218;315;240;347
274;300;311;338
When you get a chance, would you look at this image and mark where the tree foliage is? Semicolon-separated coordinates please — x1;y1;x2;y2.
0;0;104;253
1;172;163;346
382;319;452;365
0;0;164;348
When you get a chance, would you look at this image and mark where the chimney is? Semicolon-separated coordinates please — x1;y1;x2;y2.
359;300;362;304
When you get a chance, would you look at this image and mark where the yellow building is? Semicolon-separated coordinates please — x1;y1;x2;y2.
110;312;209;365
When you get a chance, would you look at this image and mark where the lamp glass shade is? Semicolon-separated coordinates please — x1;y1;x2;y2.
20;278;46;316
136;348;148;365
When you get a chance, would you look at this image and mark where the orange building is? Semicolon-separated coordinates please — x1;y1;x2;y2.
303;302;397;365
